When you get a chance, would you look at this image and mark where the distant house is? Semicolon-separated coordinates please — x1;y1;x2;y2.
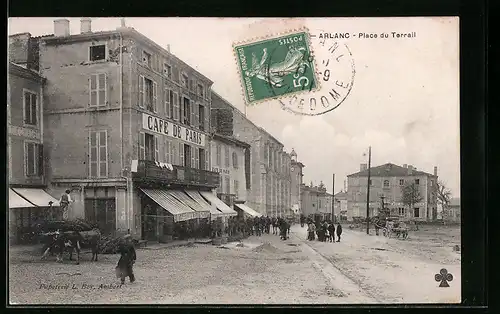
333;191;348;221
346;162;439;221
445;198;460;223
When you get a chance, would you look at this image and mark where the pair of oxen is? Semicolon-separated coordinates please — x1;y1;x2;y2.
40;229;101;265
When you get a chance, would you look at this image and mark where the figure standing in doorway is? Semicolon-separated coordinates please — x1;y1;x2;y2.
59;189;73;220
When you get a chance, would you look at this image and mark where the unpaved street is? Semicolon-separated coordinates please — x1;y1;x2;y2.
290;224;461;303
9;224;460;304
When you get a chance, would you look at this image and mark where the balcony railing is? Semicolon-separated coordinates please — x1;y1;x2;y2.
132;160;220;188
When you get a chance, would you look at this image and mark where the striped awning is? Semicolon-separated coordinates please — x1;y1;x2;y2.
200;191;237;216
139;188;197;222
9;189;35;208
11;188;60;207
169;190;210;219
235;203;262;217
184;190;223;218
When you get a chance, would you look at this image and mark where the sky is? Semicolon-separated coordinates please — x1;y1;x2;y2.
8;17;460;197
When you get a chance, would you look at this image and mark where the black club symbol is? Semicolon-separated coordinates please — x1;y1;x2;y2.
435;268;453;287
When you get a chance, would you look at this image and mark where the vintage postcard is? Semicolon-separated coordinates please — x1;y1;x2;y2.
8;17;460;304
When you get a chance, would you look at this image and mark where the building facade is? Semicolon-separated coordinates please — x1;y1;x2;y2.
210;134;250;208
300;183;333;220
211;92;293;217
289;149;305;216
37;19;228;240
333;191;348;221
8;33;60;243
346;163;438;221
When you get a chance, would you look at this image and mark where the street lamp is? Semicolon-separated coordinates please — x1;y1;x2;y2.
366;146;372;235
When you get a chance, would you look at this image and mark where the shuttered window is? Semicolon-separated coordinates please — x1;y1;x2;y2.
173;92;179;121
164;139;172;163
23;90;37;125
139;75;145;108
205;149;209;171
225;146;230;167
89;130;108;177
24;142;43;177
216;143;222;166
89;73;107;107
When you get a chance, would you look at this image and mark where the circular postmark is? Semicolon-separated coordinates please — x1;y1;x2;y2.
266;34;355;116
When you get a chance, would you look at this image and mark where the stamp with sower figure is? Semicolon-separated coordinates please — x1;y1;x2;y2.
234;28;355;116
234;30;318;105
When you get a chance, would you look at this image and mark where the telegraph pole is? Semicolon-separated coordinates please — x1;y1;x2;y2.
332;173;335;222
366;146;371;235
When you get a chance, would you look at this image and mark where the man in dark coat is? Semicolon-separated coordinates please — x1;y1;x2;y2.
336;223;343;242
254;216;261;236
116;235;136;284
328;222;336;243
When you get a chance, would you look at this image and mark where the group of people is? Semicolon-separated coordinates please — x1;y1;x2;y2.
306;219;343;242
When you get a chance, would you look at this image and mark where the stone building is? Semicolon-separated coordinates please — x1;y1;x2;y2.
35;19;232;240
289;149;305;216
346;163;439;221
8;33;60;243
300;182;333;220
211;92;292;217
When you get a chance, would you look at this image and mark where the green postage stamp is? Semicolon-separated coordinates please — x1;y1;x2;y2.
234;30;318;105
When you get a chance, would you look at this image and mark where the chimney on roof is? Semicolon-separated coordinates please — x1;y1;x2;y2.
54;19;70;37
407;165;413;175
166;44;171;52
80;18;92;34
434;166;438;176
360;163;367;171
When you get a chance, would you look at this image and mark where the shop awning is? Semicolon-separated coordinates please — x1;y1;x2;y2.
169;190;210;219
9;189;35;208
184;190;222;218
11;188;60;207
140;188;197;222
200;192;237;217
235;203;263;217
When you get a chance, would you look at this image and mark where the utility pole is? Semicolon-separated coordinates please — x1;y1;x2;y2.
332;173;335;223
366;146;371;235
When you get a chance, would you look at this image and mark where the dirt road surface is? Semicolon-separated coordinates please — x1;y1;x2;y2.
9;224;460;304
291;224;461;303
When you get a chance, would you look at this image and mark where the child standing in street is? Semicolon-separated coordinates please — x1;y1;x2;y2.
116;235;136;284
336;223;343;242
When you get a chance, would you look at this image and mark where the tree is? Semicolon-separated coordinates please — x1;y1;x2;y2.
401;182;424;218
436;181;452;221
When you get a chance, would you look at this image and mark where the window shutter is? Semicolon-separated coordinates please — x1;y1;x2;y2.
191;146;196;168
195;147;200;169
172;142;177;165
179;95;184;124
31;94;37;125
191;102;196;127
205;149;209;171
89;131;98;177
100;73;108;106
89;75;97;107
139;132;145;159
154;135;160;161
38;144;44;176
164;88;170;118
153;81;158;113
179;143;185;167
194;103;199;129
173;92;178;121
204;105;209;133
138;75;145;108
99;131;108;177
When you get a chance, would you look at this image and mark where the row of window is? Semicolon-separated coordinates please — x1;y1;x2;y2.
89;44;209;100
215;143;239;169
368;178;425;187
216;176;240;198
141;49;207;99
139;75;208;131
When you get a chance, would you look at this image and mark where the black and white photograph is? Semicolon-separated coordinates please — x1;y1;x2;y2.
8;17;462;304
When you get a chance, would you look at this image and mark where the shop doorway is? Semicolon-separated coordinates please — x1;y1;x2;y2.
84;198;116;236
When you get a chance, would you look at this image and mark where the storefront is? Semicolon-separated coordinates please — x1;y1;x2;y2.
234;202;262;218
131;160;234;242
9;187;60;244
